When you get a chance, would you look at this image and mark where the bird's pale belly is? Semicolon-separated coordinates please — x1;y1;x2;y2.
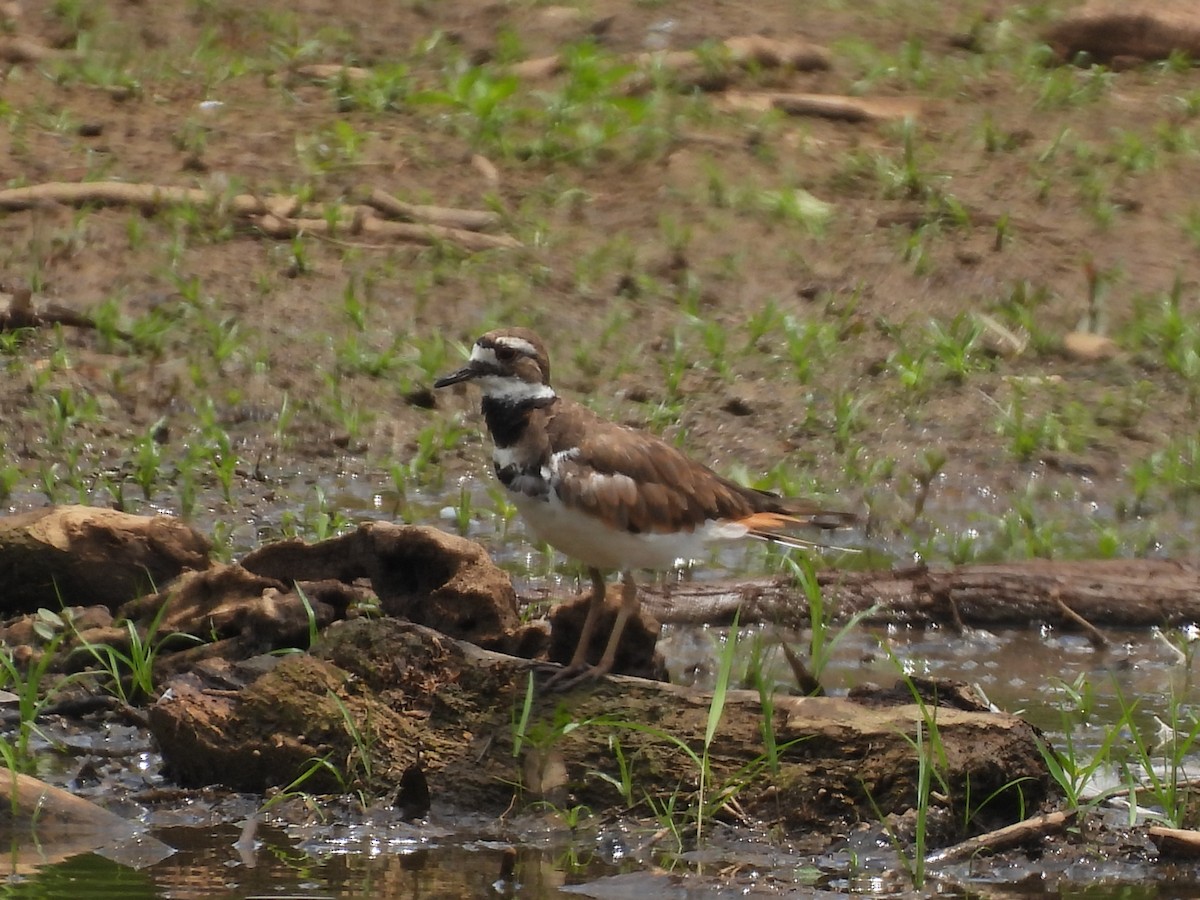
509;490;747;572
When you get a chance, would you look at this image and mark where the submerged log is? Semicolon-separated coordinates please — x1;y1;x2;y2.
639;559;1200;630
0;768;174;874
148;617;1051;839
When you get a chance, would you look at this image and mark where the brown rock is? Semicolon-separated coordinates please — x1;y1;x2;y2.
1062;331;1119;361
1045;2;1200;64
67;605;114;631
121;564;354;657
0;506;210;614
242;522;520;650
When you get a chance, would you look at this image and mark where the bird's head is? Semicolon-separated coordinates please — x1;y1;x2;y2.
434;328;555;403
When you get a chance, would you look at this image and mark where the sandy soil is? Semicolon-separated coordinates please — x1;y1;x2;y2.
1;0;1198;563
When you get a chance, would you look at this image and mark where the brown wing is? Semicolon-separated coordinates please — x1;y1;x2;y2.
544;400;854;535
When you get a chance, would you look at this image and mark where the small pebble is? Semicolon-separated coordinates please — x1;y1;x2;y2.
1062;331;1118;362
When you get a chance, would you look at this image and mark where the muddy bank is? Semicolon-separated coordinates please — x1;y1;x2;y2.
0;505;1058;844
11;504;1200;892
148;616;1051;840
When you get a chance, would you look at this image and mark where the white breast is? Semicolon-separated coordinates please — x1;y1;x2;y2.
510;489;748;572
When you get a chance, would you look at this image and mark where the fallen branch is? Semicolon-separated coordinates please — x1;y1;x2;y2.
364;187;502;232
926;810;1075;866
0;37;72;64
781;640;822;695
148;616;1050;832
721;91;920;122
251;211;522;251
0;181;270;215
1045;4;1200;64
471;154;501;189
514;35;830;89
293;63;371;83
0;182;520;252
638;559;1200;630
296;37;829;94
876;207;1052;233
511;34;830;82
0;285;127;337
1053;591;1109;649
1150;825;1200;858
720;35;832;71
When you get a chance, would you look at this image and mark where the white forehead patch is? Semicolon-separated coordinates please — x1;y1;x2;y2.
494;335;538;357
470;344;498;365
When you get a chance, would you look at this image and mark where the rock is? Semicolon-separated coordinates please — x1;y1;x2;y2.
1062;331;1119;361
0;506;211;615
0;605;111;649
976;313;1028;358
67;605;114;631
1045;2;1200;64
241;522;525;651
90;565;357;675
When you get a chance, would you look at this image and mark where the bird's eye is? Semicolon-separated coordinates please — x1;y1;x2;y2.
494;346;517;362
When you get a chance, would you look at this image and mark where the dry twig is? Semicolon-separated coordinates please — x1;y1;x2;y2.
0;182;520;253
0;284;125;337
721;91;920;122
926;810;1075;866
364;188;501;232
0;37;72;64
252;212;522;252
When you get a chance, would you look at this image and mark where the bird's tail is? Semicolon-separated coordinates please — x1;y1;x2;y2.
737;509;860;551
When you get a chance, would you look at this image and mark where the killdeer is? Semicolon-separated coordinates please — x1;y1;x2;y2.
435;327;856;686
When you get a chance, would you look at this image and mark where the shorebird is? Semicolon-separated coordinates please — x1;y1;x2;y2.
435;327;855;686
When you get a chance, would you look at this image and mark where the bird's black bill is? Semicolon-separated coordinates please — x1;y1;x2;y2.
433;365;479;388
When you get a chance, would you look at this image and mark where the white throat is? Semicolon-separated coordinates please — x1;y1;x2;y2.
478;376;556;403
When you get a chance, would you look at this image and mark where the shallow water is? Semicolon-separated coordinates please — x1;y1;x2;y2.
10;619;1200;898
7;464;1200;897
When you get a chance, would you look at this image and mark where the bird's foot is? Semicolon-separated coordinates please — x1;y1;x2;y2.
527;659;565;681
539;661;612;693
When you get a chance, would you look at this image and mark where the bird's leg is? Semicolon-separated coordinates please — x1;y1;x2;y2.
549;571;638;692
542;567;606;688
567;567;607;670
592;571;639;678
